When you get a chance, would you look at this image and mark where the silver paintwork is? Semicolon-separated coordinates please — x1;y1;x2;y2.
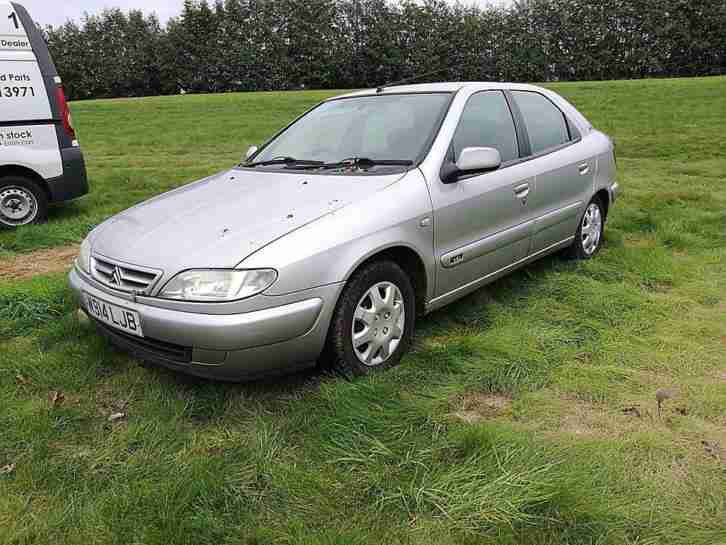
456;147;502;172
352;281;405;366
71;266;324;350
88;169;407;279
69;82;618;380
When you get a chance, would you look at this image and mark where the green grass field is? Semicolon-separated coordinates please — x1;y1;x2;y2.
1;77;726;545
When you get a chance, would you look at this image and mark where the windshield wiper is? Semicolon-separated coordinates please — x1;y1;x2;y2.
320;157;414;170
244;156;325;168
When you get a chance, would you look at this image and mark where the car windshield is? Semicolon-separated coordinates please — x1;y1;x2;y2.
249;93;451;169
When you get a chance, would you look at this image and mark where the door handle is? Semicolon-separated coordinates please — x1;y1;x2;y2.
578;163;590;175
513;183;530;199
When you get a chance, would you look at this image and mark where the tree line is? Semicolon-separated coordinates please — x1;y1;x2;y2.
43;0;726;100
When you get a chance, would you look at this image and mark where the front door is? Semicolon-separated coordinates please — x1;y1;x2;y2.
430;90;536;298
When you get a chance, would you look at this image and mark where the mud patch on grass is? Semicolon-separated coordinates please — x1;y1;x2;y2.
624;237;657;249
640;279;673;293
548;398;655;438
449;392;511;424
0;245;79;281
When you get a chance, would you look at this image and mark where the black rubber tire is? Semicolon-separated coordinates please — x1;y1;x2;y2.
325;260;416;377
564;195;605;260
0;176;48;228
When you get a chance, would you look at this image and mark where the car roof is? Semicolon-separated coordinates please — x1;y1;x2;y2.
332;81;547;99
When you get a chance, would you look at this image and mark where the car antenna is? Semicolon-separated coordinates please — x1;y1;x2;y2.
375;67;450;94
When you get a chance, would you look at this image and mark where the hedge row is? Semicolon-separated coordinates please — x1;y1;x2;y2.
44;0;726;100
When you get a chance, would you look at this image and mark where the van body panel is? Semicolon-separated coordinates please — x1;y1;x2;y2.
0;59;54;121
0;1;88;218
0;123;62;177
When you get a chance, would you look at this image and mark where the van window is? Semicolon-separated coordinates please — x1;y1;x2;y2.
511;91;569;154
452;91;519;163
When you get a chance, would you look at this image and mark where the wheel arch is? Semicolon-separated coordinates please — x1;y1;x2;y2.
342;244;429;317
593;188;610;220
0;164;51;200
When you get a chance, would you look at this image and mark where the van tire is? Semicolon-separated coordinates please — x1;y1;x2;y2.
0;176;48;228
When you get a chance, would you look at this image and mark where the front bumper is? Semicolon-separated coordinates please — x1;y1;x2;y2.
610;181;620;204
69;267;341;381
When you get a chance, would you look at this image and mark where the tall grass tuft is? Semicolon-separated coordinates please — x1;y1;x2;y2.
329;426;561;534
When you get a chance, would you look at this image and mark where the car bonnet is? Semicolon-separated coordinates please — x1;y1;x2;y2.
90;168;406;278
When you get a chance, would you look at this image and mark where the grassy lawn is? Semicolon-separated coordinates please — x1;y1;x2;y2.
1;77;726;544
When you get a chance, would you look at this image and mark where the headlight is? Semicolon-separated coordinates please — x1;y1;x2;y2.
159;269;277;302
77;237;92;273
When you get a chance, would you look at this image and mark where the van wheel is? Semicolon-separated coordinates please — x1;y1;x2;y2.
565;196;605;259
326;260;415;377
0;177;48;228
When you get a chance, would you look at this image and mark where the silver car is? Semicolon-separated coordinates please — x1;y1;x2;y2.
69;82;618;381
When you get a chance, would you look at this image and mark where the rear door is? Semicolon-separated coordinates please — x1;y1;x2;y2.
0;2;62;179
432;90;536;297
509;90;595;253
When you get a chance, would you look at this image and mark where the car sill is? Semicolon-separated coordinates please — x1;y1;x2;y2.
426;236;575;311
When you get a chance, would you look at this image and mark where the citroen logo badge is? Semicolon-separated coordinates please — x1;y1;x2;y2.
110;266;122;285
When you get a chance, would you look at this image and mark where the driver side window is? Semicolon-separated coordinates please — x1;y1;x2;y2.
452;91;519;163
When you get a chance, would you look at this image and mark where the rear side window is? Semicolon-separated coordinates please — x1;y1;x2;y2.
452;91;519;163
511;91;569;154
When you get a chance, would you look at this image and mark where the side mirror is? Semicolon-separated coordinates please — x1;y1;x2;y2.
441;147;502;183
244;145;258;161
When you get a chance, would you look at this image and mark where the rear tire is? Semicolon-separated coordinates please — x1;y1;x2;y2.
325;260;416;377
0;176;48;228
565;196;605;260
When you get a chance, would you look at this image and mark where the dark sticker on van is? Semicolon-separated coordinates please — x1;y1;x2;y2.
0;36;29;49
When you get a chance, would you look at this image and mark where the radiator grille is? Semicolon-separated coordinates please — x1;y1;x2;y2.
91;254;162;295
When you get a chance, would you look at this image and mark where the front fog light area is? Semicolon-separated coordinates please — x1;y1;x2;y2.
160;269;277;302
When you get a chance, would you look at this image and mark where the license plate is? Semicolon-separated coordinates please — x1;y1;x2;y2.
84;293;143;337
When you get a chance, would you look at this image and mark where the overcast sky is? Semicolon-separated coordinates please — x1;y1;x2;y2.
18;0;507;28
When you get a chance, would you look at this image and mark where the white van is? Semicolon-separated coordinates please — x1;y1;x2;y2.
0;2;88;228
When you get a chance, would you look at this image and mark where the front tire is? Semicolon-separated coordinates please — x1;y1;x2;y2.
565;197;605;259
326;260;416;377
0;176;48;228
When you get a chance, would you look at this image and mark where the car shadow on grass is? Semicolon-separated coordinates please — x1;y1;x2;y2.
416;250;576;334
